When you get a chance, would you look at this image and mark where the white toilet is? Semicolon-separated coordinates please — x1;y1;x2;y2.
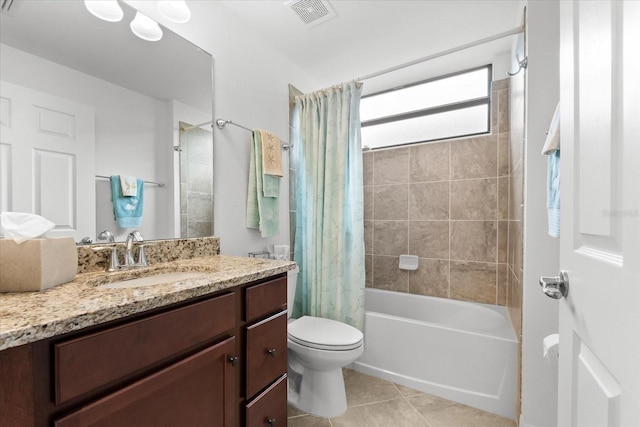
286;267;364;418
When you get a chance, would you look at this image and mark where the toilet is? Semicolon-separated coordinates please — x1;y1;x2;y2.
286;267;364;418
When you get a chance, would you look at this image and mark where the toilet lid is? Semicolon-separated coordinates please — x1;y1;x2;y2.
288;316;363;351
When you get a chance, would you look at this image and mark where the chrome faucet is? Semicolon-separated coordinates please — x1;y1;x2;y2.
124;231;148;268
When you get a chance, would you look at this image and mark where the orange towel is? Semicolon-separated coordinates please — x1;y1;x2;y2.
259;130;283;177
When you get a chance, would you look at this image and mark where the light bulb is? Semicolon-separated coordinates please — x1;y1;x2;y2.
157;0;191;24
130;11;163;42
84;0;124;22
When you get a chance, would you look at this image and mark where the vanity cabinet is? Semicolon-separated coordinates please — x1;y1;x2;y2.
242;276;288;427
0;272;289;427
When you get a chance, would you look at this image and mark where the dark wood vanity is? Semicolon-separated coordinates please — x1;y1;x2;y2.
0;273;288;427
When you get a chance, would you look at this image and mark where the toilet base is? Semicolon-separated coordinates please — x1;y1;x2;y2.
287;367;347;418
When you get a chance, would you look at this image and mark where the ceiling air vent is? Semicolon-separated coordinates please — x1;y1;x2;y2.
287;0;336;28
0;0;13;12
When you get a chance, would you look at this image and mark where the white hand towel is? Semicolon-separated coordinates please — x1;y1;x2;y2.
119;175;138;196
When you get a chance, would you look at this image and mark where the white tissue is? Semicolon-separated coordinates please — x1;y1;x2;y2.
543;333;560;361
271;244;290;260
0;212;55;244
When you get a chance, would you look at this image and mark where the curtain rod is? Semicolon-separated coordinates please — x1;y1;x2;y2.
95;175;165;187
215;119;293;151
356;25;524;82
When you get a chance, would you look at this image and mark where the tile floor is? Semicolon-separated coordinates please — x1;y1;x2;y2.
287;369;517;427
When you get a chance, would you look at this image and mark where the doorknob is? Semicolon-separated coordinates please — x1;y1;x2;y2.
539;271;569;299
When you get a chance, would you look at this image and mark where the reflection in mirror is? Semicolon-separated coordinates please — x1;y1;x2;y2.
0;0;213;242
178;122;214;237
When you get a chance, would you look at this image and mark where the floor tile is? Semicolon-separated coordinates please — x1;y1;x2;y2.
287;414;332;427
393;382;425;397
288;404;307;418
407;393;516;427
343;368;402;407
331;398;428;427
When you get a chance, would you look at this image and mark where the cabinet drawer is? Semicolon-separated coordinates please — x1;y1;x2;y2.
245;276;286;322
55;292;235;404
246;311;287;398
55;337;236;427
245;374;287;427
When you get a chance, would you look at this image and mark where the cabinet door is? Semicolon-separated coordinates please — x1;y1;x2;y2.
246;311;288;399
55;337;236;427
245;374;287;427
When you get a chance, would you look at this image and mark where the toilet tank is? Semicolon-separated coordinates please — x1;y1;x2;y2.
287;266;299;319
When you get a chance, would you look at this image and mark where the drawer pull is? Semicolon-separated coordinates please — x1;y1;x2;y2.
267;348;277;357
228;356;238;367
266;418;276;426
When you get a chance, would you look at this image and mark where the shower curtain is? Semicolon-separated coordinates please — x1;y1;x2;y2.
292;81;366;330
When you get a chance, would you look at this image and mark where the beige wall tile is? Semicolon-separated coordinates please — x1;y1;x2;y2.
373;255;408;292
363;152;374;186
374;221;408;256
409;181;449;220
498;177;509;220
364;220;373;255
373;184;408;220
492;78;509;91
365;255;373;288
374;147;409;185
450;178;497;220
450;221;497;262
498;89;510;134
409;141;450;182
450;135;498;179
409;259;449;298
450;261;497;304
498;133;510;176
364;185;373;221
498;221;509;264
497;263;508;306
409;221;449;259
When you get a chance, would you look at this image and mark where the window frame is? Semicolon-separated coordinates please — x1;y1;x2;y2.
360;64;493;149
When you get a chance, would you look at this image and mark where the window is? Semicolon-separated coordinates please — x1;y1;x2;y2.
360;65;492;149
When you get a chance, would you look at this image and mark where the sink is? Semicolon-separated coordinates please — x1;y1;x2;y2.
98;272;206;289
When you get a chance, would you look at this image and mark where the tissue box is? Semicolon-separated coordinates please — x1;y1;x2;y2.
0;237;78;292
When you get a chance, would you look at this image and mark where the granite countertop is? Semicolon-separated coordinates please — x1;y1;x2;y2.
0;255;296;351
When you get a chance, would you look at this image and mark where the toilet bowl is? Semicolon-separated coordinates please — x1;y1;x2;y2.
286;267;364;418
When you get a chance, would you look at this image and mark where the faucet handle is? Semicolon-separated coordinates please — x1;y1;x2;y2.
91;245;122;272
98;230;115;243
136;244;148;267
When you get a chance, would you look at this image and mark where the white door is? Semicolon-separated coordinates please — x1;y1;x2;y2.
0;81;95;240
557;1;640;426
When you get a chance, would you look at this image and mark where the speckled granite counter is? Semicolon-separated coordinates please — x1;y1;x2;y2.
0;255;296;351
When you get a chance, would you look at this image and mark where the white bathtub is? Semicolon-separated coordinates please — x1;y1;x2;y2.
351;288;517;419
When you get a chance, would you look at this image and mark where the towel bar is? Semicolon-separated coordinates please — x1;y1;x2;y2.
215;119;293;151
95;175;165;187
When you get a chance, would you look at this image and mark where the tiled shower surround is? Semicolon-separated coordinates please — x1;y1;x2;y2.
363;78;517;306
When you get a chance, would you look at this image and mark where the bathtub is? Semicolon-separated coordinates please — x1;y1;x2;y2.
351;288;517;419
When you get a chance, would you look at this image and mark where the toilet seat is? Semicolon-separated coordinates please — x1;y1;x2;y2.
288;316;363;351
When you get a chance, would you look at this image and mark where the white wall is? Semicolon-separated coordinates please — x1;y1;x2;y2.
0;45;174;242
126;1;318;256
521;1;560;426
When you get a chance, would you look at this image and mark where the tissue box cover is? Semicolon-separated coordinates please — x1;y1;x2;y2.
0;237;77;292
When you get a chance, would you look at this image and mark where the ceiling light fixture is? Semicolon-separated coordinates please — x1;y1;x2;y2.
84;0;124;23
157;0;191;24
130;11;163;41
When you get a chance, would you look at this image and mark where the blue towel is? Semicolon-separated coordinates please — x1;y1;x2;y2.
110;175;144;228
547;150;560;237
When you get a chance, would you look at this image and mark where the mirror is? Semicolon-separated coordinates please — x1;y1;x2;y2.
0;0;213;242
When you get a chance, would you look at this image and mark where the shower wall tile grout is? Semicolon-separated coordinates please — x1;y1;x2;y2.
363;78;512;306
